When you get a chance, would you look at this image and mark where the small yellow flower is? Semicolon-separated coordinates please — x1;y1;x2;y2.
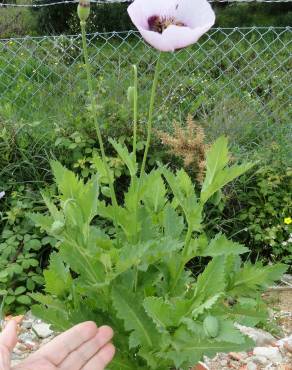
284;217;292;225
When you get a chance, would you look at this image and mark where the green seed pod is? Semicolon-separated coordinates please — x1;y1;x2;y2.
77;0;91;22
50;220;65;235
203;315;219;338
127;86;135;104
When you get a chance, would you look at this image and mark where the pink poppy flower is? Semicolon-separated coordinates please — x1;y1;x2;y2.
127;0;215;52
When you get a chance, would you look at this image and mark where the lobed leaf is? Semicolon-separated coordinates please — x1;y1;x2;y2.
111;285;160;349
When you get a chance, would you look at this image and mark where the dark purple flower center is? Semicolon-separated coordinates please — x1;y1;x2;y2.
148;15;185;34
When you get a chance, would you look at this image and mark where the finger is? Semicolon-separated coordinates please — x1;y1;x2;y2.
59;326;113;370
12;357;55;370
0;320;18;351
0;344;10;370
29;321;98;365
82;343;115;370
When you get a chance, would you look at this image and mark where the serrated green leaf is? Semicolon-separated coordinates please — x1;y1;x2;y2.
111;285;159;349
228;262;287;296
44;252;72;297
28;213;53;232
202;136;229;188
215;319;247;344
41;192;63;222
163;168;202;231
51;161;99;225
115;238;182;277
163;204;184;239
199;234;249;257
92;154;114;184
191;257;226;311
108;353;141;370
51;160;83;199
214;299;268;327
191;293;223;319
201;163;254;203
109;139;137;178
164;336;254;368
60;242;106;286
142;171;166;213
143;297;188;329
201;137;253;204
79;175;99;224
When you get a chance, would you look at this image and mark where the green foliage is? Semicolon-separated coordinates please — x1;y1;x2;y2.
214;3;292;28
201;136;254;204
0;186;56;314
29;137;286;369
33;3;292;36
208;164;292;267
0;7;38;38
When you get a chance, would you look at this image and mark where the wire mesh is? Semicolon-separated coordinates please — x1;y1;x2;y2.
0;27;291;130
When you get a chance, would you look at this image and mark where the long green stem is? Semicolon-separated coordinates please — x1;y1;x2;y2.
132;65;138;160
170;225;193;294
140;53;162;177
80;21;119;238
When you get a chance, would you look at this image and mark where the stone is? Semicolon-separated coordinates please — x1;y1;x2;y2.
253;347;283;363
278;365;292;370
21;320;33;329
32;322;53;339
220;359;228;367
18;331;37;343
284;341;292;353
246;362;257;370
282;274;292;285
252;355;268;365
229;352;244;361
277;335;292;352
235;324;276;346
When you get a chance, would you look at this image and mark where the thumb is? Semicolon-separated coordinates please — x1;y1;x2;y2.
0;320;18;370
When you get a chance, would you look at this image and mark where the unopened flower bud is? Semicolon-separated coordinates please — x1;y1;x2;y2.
127;86;135;104
78;0;90;22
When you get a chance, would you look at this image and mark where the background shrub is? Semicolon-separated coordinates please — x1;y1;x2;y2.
1;2;291;38
0;6;38;38
0;185;56;314
204;164;292;268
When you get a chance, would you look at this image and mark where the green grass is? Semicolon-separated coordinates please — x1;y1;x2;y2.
1;28;291;126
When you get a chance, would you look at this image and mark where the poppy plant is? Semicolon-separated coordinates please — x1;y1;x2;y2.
127;0;215;52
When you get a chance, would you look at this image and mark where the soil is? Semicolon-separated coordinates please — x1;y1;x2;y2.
263;288;292;335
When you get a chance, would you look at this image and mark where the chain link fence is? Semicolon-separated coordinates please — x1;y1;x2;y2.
0;27;291;130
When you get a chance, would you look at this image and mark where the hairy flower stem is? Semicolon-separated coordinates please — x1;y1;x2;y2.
170;225;193;294
80;21;119;239
132;65;138;160
140;53;162;177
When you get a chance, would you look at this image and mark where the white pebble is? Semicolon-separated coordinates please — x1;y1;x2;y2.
253;347;282;363
247;362;257;370
32;323;53;339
